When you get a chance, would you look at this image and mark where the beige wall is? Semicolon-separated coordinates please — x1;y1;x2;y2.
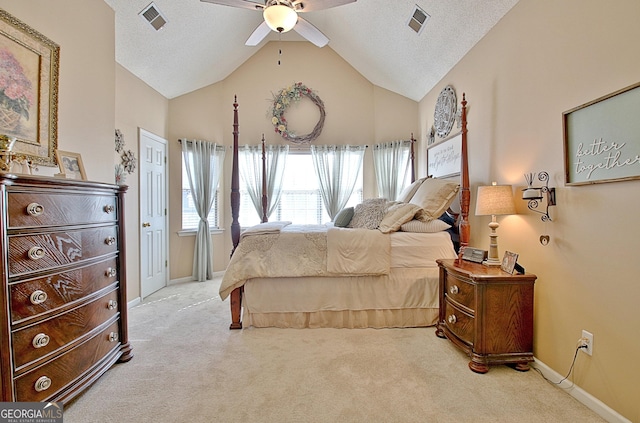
168;41;418;278
418;0;639;421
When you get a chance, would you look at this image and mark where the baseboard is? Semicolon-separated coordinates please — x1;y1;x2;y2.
127;297;141;309
532;358;632;423
168;272;225;285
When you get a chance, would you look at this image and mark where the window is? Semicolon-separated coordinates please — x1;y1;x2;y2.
181;157;220;230
239;152;362;226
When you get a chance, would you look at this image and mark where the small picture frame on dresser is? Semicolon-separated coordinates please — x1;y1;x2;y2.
501;251;519;274
56;150;87;180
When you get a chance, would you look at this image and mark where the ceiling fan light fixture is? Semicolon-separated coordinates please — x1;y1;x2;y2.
263;4;298;33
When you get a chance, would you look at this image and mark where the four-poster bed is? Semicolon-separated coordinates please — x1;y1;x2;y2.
223;94;470;330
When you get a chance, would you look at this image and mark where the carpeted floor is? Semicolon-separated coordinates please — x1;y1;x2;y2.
64;278;606;423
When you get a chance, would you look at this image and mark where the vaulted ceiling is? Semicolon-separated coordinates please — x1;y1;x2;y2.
104;0;519;102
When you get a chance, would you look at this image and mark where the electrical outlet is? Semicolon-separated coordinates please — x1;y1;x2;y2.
580;330;593;356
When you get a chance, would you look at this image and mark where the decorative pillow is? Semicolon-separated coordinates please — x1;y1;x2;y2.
397;177;429;203
378;202;422;234
348;198;388;230
409;178;460;221
400;219;451;233
333;207;354;227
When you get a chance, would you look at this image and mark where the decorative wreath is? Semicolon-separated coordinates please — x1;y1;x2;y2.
270;82;325;144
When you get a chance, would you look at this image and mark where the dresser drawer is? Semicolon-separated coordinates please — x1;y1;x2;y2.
13;320;121;402
12;289;120;371
7;226;119;277
7;192;117;228
444;299;474;345
445;272;475;311
10;257;119;323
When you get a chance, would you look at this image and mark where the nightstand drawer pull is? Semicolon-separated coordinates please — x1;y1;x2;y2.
104;204;115;214
108;332;119;342
28;246;46;260
34;376;52;392
26;202;44;216
30;290;48;305
105;267;117;278
105;236;116;246
447;314;457;324
107;299;118;310
32;333;50;349
449;285;459;295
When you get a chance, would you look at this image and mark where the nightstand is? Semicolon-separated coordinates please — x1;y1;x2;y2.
435;259;536;373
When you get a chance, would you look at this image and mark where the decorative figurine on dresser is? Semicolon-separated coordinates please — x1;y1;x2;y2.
435;258;536;373
0;174;132;403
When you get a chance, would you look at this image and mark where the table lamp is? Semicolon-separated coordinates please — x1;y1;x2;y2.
475;182;516;266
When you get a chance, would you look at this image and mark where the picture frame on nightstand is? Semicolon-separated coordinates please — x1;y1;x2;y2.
501;251;519;274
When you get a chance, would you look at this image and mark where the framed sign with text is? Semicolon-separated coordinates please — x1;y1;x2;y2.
427;131;462;178
563;82;640;185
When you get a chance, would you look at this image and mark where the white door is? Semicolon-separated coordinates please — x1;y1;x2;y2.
139;128;168;298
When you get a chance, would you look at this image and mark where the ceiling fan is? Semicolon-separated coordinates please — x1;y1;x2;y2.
200;0;356;47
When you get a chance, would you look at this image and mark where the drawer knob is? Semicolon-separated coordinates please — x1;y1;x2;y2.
104;204;115;214
26;202;44;216
34;376;52;392
30;290;48;305
447;314;457;324
105;236;116;246
32;333;50;349
28;246;46;260
449;285;459;295
108;332;119;342
105;267;117;278
107;299;118;310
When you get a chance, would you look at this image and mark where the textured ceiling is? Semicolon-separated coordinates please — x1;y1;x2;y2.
104;0;519;101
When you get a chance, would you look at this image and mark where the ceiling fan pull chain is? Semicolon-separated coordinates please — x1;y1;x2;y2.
278;33;282;66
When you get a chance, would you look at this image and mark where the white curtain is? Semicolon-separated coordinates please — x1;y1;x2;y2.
239;144;289;221
310;145;365;219
373;140;412;201
181;139;225;281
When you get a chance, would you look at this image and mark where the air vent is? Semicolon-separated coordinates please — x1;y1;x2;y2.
407;5;430;35
139;2;168;31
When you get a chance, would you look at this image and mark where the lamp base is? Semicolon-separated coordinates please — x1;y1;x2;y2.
483;258;502;267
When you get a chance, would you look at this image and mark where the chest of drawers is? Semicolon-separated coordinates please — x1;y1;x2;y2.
0;174;132;403
435;259;536;373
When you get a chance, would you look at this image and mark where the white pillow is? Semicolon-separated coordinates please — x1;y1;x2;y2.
400;219;451;233
409;178;460;221
378;202;422;234
397;177;429;203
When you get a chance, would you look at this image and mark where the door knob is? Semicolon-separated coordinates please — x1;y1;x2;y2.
142;222;151;227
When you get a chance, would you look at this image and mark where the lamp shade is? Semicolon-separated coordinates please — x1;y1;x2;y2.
263;5;298;33
475;184;516;216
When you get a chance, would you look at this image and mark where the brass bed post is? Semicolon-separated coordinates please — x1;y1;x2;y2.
229;96;243;329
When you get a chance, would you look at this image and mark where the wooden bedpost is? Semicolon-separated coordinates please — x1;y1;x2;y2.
229;96;243;329
261;134;268;223
410;133;416;183
457;93;470;263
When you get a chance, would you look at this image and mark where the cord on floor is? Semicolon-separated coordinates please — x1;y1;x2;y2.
533;343;588;389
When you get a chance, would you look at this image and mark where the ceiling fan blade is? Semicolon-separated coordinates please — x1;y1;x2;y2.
245;21;272;46
200;0;264;11
293;0;356;12
293;17;329;47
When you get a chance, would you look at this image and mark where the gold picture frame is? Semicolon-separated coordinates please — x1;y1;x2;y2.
56;150;86;180
0;9;59;167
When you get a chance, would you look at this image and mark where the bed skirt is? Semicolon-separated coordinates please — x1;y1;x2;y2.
242;268;440;329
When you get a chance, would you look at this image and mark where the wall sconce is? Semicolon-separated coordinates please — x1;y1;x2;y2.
522;171;556;222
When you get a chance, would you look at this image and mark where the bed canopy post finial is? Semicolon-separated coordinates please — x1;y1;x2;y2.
410;133;416;183
230;96;241;258
457;93;470;262
261;134;268;223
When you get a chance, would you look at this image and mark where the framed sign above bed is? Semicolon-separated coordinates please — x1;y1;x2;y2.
427;131;462;178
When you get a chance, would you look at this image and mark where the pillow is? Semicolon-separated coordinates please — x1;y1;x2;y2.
378;202;422;234
409;178;460;221
400;219;451;233
348;198;388;230
397;177;429;203
333;207;354;227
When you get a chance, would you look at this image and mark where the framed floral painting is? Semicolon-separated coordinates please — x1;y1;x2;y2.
0;9;59;166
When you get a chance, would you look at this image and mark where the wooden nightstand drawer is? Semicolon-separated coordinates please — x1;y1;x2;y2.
444;272;474;312
10;257;119;324
7;192;117;228
443;299;474;345
7;226;119;277
12;288;120;371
